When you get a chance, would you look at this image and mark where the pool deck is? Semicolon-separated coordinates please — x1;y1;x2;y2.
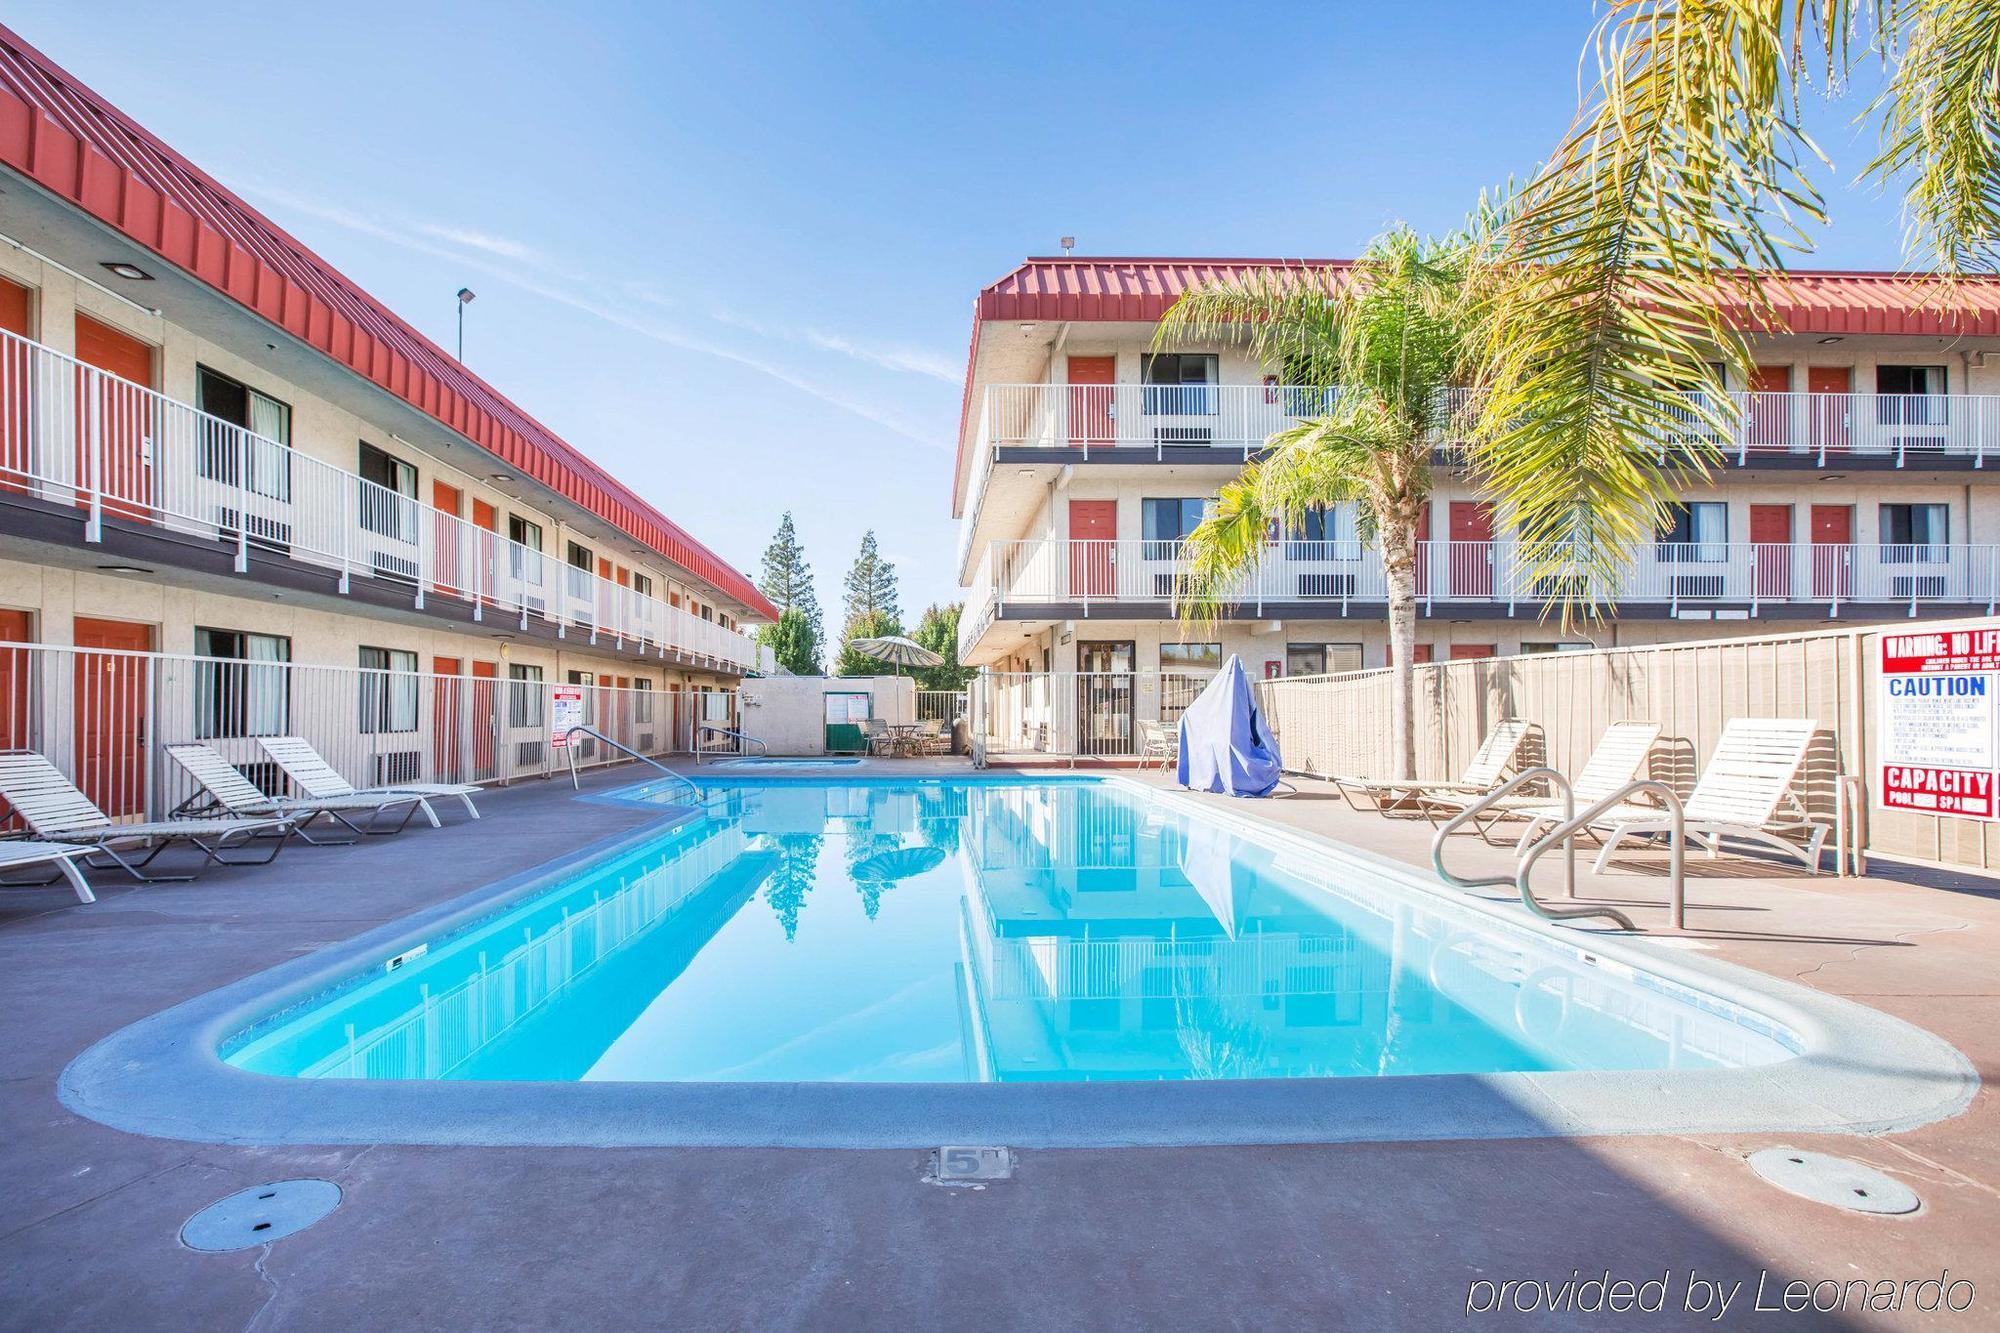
2;760;1996;1329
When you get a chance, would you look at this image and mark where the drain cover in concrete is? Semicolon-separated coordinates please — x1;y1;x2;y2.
1748;1149;1919;1215
932;1146;1013;1182
181;1179;343;1251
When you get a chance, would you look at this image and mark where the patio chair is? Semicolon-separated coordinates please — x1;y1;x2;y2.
0;750;294;882
1572;718;1829;872
1418;721;1662;842
166;743;434;843
859;718;894;757
256;737;478;821
1137;719;1178;771
1329;719;1536;814
0;839;97;903
916;719;949;756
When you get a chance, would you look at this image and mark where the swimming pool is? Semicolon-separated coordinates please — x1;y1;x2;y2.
63;775;1976;1147
225;778;1791;1083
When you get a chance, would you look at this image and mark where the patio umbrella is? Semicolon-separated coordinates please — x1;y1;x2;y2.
848;635;944;677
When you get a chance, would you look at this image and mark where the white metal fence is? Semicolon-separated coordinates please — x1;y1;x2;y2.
0;328;759;671
974;671;1216;757
0;640;736;828
915;690;969;723
969;538;1998;637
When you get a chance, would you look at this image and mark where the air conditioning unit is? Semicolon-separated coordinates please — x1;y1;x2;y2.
1891;575;1947;598
215;507;294;555
1297;573;1358;598
515;740;546;766
370;553;419;584
372;751;421;785
1671;574;1726;599
1153;426;1213;445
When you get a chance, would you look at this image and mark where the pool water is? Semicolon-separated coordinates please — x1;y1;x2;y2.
225;779;1792;1084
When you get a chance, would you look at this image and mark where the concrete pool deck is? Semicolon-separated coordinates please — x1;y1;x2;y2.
2;761;1997;1328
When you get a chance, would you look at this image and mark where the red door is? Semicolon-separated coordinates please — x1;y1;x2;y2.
1811;504;1853;598
1449;644;1497;661
1068;500;1117;598
471;499;499;606
1448;502;1495;597
0;608;29;827
1808;366;1851;455
1748;365;1791;450
73;316;155;522
1750;504;1792;598
1066;356;1116;448
1412;501;1432;596
470;661;498;776
432;655;464;781
72;616;151;817
0;277;30;495
1411;644;1434;664
431;481;464;596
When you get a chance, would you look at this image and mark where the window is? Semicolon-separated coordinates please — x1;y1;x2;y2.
700;689;731;724
357;442;416;540
507;663;544;727
1880;503;1948;557
1658;501;1727;561
1141;498;1206;557
1284;504;1358;557
193;627;290;738
633;676;654;723
1160;642;1222;672
195;366;292;500
567;541;593;570
1521;642;1593;654
1286;643;1364;675
631;572;653;600
507;515;542;550
358;646;418;733
1139;353;1218;415
1877;365;1947;426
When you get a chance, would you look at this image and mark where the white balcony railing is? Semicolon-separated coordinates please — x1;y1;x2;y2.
970;538;2000;628
0;328;760;672
978;382;2000;463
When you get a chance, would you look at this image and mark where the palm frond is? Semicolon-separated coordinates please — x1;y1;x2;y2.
1870;0;2000;277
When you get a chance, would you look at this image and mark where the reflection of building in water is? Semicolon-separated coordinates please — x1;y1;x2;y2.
234;819;773;1080
954;784;1787;1081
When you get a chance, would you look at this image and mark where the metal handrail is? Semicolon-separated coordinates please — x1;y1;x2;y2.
1430;767;1638;930
695;725;767;762
562;725;704;805
1520;780;1686;930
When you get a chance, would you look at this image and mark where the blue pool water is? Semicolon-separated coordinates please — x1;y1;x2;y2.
224;779;1793;1083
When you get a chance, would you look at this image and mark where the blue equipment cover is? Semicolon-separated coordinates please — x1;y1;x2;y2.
1176;655;1283;797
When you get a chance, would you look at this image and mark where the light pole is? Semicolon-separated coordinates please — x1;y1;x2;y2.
456;288;476;360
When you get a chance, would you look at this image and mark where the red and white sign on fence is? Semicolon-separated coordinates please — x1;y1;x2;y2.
549;685;586;749
1878;628;2000;820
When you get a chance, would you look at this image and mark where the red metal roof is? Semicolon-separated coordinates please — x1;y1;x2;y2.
954;256;2000;513
0;24;778;622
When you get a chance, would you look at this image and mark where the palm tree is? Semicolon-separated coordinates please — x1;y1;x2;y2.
1154;225;1476;779
1478;0;2000;597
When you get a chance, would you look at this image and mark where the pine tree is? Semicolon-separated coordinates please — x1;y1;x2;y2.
757;512;822;672
834;609;901;676
841;530;900;630
764;607;820;676
909;603;975;691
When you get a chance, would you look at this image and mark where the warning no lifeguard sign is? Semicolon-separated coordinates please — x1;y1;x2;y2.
1878;627;2000;820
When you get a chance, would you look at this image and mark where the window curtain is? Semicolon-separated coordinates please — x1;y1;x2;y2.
244;632;288;735
246;392;291;500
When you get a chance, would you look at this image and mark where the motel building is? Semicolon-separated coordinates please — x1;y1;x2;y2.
0;27;775;817
952;256;2000;757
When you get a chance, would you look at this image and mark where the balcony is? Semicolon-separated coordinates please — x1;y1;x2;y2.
0;328;761;673
961;537;1999;654
979;381;2000;462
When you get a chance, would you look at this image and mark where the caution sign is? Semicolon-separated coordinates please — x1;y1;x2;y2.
1878;628;2000;820
550;685;586;749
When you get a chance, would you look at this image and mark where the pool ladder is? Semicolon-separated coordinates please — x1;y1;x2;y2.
562;725;706;806
695;725;768;762
1429;768;1688;931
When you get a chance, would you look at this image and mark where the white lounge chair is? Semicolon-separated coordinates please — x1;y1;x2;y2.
256;737;477;821
1331;720;1536;813
166;743;434;842
1575;718;1829;872
1420;721;1663;842
1137;719;1178;771
0;750;294;882
0;839;97;903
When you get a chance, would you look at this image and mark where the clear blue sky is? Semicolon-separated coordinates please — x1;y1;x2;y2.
11;2;1911;620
